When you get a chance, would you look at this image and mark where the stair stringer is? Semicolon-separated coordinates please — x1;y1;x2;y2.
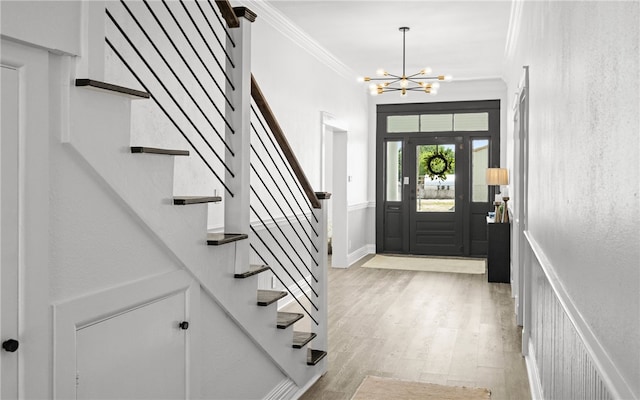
67;84;320;387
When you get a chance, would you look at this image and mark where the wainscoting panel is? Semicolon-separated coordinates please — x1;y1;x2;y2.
524;233;633;400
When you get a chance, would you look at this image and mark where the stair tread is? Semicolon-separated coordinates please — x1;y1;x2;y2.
276;312;304;329
292;331;317;349
131;146;189;156
234;265;270;279
174;196;222;205
307;349;327;366
257;290;287;306
76;79;150;99
207;233;248;245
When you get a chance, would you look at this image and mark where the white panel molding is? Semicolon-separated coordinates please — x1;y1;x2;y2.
348;244;375;267
53;270;197;399
525;340;544;400
238;0;356;80
263;377;297;400
524;231;636;400
347;202;370;212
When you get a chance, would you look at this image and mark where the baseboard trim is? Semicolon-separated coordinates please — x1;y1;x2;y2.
263;377;298;400
525;339;543;400
291;372;324;400
347;244;375;267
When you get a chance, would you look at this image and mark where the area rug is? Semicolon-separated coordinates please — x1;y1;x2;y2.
361;254;485;274
351;376;491;400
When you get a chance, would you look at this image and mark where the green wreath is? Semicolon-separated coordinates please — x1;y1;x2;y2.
421;148;455;181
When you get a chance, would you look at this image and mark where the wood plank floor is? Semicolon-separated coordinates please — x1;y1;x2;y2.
289;255;531;400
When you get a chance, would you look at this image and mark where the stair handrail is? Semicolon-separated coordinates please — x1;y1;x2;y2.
250;74;322;209
214;0;239;28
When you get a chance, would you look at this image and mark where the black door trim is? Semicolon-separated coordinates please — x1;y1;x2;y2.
375;99;501;256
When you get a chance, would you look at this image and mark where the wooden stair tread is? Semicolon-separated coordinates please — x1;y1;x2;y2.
257;290;287;306
206;233;248;245
234;265;270;279
307;349;327;366
276;312;303;329
173;196;222;205
131;147;189;156
292;331;317;349
76;79;150;99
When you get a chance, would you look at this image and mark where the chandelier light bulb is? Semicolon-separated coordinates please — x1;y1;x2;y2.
359;27;451;96
357;76;364;82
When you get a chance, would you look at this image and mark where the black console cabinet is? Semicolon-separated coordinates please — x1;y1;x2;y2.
487;221;510;283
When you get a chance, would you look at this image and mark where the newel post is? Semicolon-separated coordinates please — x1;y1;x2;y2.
225;7;256;272
312;192;331;373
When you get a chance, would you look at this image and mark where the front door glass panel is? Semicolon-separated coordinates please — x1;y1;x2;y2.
385;141;403;201
416;144;455;212
472;139;490;202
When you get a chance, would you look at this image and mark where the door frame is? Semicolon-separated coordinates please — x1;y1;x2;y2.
375;100;501;256
1;40;52;399
320;112;349;268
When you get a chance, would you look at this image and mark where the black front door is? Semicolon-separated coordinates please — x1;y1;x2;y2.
408;137;465;255
376;100;501;257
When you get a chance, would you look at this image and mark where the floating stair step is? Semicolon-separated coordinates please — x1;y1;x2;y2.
75;79;150;99
234;265;270;279
307;349;327;366
292;331;317;349
131;147;189;156
276;312;303;329
173;196;222;205
206;233;248;245
257;290;287;306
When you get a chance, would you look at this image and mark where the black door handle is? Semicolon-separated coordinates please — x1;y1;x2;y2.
2;339;19;352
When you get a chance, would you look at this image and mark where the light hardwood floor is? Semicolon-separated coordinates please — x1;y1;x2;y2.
290;255;531;400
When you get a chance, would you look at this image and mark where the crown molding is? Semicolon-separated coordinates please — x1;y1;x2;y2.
238;0;356;80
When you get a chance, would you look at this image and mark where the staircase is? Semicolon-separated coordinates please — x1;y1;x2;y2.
68;0;328;392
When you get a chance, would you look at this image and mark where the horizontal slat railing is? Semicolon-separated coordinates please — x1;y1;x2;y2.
249;74;325;326
250;75;322;209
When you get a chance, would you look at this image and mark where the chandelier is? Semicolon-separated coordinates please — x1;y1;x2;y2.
359;27;452;96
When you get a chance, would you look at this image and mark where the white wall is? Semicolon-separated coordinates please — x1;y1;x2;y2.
0;1;82;56
504;2;639;397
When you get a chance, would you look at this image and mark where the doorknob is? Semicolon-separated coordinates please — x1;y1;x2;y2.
2;339;19;352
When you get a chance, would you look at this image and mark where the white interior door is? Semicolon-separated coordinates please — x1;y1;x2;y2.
75;293;188;399
1;64;20;400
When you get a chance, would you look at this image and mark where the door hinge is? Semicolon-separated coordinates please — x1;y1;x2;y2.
76;371;80;387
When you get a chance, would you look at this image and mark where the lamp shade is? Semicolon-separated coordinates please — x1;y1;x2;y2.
486;168;509;185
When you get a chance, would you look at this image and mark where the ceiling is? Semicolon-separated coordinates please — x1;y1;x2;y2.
267;1;513;81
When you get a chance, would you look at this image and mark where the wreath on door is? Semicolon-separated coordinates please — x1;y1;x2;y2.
422;146;455;181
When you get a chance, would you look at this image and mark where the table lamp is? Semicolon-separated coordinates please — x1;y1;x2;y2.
486;168;509;222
